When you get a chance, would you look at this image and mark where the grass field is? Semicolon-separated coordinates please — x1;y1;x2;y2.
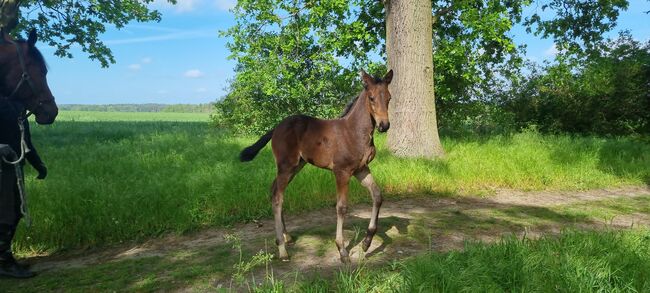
14;110;649;256
56;110;211;122
294;229;650;292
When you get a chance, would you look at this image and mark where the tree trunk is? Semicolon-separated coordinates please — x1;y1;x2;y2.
385;0;445;158
0;0;20;32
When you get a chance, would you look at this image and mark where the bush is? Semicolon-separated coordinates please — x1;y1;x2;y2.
503;32;650;135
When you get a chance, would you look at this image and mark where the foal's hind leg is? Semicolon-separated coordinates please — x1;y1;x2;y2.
334;170;352;263
271;160;304;261
354;166;382;252
281;161;305;244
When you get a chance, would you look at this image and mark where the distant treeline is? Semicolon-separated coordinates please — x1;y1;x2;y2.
59;103;214;113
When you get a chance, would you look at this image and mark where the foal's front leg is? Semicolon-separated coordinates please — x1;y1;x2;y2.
334;170;351;263
354;166;382;252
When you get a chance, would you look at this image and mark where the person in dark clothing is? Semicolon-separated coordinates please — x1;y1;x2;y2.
0;98;47;278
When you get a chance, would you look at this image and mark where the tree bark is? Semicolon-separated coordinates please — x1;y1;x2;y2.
0;0;20;32
385;0;445;159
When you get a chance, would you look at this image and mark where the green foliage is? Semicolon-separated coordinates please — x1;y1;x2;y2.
504;32;650;135
216;0;629;134
214;0;373;134
524;0;629;56
12;0;171;67
431;0;525;107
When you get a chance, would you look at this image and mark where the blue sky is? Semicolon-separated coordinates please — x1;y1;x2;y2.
34;0;650;105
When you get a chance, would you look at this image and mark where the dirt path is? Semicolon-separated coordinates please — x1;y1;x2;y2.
27;186;650;278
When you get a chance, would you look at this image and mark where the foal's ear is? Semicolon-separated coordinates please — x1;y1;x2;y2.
27;28;37;47
383;69;393;84
360;70;373;88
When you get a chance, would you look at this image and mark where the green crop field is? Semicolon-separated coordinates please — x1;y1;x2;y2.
15;111;649;256
56;110;211;122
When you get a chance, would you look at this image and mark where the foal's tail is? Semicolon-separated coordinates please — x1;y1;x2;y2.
239;130;274;162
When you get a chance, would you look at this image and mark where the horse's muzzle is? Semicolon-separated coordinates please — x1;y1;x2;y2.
34;103;58;125
378;121;390;132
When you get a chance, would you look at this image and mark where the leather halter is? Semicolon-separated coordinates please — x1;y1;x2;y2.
1;40;41;118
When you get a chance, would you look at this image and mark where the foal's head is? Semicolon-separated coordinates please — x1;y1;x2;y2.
360;70;393;132
1;29;58;124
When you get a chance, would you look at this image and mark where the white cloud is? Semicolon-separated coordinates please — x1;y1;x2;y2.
214;0;236;11
175;0;199;12
184;69;205;78
128;64;142;71
196;87;208;93
544;44;558;56
141;57;153;64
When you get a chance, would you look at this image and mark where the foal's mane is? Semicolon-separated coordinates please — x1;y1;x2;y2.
339;95;360;118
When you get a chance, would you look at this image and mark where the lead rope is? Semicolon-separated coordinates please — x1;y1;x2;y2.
2;118;28;165
1;117;32;227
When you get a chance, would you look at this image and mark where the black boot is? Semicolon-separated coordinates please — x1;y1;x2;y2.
0;226;35;278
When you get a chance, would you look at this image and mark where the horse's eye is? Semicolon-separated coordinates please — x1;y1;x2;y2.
369;96;375;102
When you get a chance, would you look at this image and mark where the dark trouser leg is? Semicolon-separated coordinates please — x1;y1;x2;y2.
0;163;34;278
0;163;22;228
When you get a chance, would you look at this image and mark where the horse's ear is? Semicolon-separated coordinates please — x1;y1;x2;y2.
360;70;373;88
383;69;393;84
27;28;37;47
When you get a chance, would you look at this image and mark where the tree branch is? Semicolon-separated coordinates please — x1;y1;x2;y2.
432;6;452;25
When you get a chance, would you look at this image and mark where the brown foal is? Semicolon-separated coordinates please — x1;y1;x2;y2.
240;69;393;263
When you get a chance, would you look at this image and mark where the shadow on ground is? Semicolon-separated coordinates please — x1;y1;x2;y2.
2;187;649;292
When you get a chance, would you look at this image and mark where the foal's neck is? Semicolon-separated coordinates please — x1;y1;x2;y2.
344;91;375;139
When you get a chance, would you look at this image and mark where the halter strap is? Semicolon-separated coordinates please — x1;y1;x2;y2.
1;40;40;118
7;41;38;98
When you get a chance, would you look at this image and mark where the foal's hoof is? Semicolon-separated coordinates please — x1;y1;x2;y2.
277;245;290;262
279;256;291;262
362;239;372;252
340;255;351;264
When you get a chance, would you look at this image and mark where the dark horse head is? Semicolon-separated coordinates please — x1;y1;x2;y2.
0;29;58;124
360;70;393;132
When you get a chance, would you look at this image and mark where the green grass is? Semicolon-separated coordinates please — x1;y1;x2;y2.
5;229;647;292
296;229;650;292
56;110;211;122
14;111;649;255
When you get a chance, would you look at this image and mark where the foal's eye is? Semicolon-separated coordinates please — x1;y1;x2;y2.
369;96;375;102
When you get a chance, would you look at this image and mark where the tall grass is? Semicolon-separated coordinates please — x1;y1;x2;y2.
14;111;649;254
297;229;650;292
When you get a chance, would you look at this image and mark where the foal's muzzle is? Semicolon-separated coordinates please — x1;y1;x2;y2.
378;121;390;132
